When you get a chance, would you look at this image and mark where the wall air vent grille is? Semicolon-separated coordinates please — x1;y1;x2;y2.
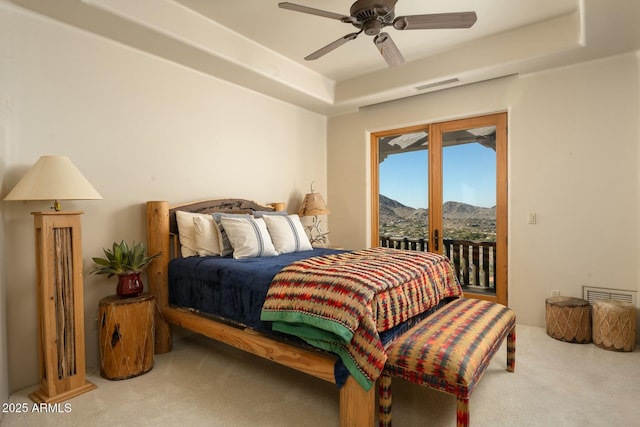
414;78;460;91
583;286;637;308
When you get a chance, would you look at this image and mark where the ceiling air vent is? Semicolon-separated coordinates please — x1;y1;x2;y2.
414;78;460;92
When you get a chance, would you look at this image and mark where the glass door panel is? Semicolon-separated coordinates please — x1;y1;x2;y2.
377;129;429;250
441;126;497;296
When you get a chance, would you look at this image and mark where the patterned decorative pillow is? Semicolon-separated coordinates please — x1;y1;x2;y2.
263;214;313;254
175;211;214;257
192;214;220;257
219;216;278;259
211;213;251;257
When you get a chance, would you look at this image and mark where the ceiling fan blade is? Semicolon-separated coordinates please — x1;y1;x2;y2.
305;32;360;61
374;32;405;67
278;2;355;23
393;12;477;30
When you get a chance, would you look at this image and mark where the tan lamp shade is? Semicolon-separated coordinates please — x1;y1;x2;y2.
4;156;102;209
298;192;330;217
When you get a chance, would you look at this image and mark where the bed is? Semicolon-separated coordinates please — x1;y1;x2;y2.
145;198;462;426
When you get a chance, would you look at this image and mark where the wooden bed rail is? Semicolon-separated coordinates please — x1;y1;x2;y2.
163;306;337;383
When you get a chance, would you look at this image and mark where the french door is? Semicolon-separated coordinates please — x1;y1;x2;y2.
371;113;508;305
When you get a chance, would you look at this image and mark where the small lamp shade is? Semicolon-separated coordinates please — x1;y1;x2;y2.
4;156;102;210
298;192;330;217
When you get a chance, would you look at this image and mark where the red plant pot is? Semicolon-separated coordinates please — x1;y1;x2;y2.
116;273;143;298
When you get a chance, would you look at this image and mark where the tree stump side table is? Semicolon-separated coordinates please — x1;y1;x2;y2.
545;296;592;343
99;293;155;380
592;299;636;352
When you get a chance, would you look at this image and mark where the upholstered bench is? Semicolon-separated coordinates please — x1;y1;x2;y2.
379;298;516;427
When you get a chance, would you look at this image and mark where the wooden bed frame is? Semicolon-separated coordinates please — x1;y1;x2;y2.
145;199;374;427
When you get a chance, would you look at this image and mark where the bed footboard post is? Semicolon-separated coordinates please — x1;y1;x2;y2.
340;376;375;427
146;201;172;354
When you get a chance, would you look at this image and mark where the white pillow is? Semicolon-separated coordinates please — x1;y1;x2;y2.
219;216;278;259
175;211;213;257
192;215;220;257
263;214;313;254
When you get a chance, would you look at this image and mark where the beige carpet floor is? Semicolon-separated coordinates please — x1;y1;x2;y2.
2;324;639;427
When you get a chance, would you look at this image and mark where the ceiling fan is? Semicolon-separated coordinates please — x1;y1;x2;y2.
278;0;477;67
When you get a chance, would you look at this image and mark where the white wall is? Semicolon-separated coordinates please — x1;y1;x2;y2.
0;126;7;419
0;0;11;409
328;51;640;331
0;4;327;393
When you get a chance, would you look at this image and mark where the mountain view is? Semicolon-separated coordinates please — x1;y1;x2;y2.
379;194;496;242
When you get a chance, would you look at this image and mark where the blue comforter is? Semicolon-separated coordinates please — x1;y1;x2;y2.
169;248;342;332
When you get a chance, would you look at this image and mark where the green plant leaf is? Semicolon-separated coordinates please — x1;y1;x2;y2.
90;240;161;277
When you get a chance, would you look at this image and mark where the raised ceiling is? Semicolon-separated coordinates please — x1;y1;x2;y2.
9;0;640;115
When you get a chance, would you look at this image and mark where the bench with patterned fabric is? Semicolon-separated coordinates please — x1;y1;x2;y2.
379;298;516;427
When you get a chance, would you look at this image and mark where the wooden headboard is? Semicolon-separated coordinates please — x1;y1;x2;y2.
168;198;275;235
167;198;276;254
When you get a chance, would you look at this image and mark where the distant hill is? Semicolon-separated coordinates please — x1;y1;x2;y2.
379;195;496;241
442;201;496;219
379;194;426;223
379;195;495;222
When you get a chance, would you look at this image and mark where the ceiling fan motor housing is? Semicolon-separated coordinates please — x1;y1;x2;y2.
350;0;396;35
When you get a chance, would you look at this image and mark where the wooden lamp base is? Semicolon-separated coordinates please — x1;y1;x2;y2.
29;382;96;404
30;212;96;403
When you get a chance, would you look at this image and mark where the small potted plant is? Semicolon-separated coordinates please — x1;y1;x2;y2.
91;241;160;298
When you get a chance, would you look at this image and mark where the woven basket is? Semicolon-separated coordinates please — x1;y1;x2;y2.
545;296;591;343
592;299;636;352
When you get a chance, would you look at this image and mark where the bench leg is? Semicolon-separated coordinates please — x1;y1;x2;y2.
507;326;516;372
456;397;469;427
378;372;392;427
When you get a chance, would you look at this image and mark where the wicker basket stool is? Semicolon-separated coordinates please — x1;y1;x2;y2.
592;299;636;352
545;296;591;343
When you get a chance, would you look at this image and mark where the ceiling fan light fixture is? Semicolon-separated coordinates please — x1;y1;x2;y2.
363;19;383;36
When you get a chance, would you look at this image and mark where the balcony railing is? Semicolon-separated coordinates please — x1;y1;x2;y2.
379;236;496;295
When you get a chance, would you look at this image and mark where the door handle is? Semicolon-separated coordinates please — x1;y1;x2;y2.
434;229;439;251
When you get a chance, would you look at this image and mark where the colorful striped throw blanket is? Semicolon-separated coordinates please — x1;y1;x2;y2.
260;247;463;390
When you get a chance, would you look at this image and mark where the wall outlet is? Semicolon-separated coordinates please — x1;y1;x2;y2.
551;290;561;297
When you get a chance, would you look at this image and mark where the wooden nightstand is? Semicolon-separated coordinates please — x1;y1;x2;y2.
98;293;155;380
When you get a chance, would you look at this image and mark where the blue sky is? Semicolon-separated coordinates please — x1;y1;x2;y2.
379;143;496;209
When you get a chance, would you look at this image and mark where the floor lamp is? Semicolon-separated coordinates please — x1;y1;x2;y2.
4;156;102;403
